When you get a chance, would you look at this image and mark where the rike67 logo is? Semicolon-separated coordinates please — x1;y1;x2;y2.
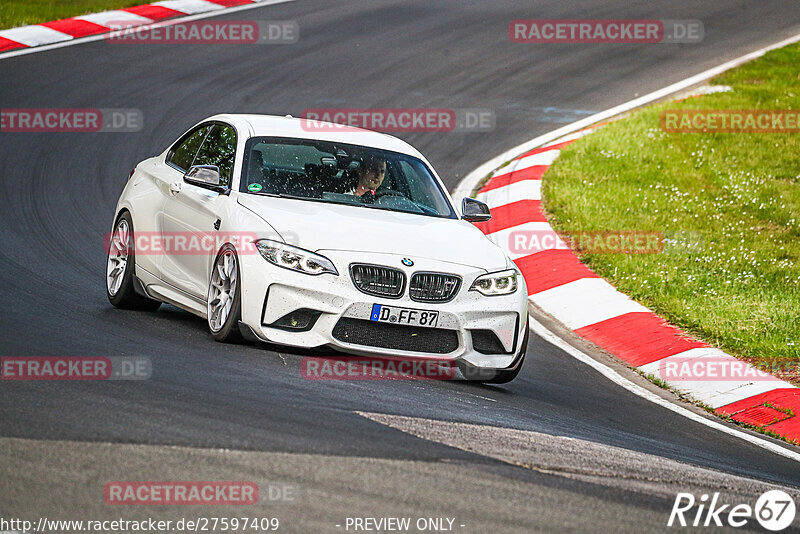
669;490;796;531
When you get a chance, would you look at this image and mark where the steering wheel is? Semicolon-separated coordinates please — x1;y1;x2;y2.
372;189;405;199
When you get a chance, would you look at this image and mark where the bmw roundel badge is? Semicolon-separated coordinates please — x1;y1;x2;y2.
401;258;414;267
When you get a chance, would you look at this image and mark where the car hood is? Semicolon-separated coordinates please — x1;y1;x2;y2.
237;194;508;270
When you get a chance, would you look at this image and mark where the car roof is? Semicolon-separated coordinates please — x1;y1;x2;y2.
208;113;426;159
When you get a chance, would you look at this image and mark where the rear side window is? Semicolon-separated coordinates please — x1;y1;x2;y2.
192;124;237;187
168;125;212;171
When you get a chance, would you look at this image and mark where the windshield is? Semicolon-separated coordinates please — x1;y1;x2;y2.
239;137;457;219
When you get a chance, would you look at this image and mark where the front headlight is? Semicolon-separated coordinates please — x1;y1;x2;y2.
469;268;518;296
255;240;338;276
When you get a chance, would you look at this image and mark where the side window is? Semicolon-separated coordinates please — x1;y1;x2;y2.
192;124;237;187
168;125;211;171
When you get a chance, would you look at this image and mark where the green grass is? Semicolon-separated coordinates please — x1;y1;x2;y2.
543;43;800;371
764;402;795;418
0;1;149;30
643;372;670;391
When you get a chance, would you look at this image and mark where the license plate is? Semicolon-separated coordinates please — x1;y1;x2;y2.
370;304;439;328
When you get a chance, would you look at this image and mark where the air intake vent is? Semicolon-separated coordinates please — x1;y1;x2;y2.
409;272;461;303
470;329;508;354
332;317;459;354
350;264;405;298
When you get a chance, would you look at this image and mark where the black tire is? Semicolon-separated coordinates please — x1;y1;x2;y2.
207;245;245;343
459;323;529;384
106;211;161;311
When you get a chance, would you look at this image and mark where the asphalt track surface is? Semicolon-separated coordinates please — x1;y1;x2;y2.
2;1;800;532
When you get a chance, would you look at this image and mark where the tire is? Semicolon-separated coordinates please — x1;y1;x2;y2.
207;244;245;343
106;211;161;311
459;323;529;384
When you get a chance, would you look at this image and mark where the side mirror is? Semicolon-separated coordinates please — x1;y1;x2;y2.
461;197;491;222
184;165;228;194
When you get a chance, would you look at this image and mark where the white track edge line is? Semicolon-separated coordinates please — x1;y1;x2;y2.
527;313;800;462
0;0;296;60
452;29;800;201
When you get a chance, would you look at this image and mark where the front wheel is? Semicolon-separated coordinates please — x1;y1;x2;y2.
106;212;161;311
207;245;245;343
458;324;529;384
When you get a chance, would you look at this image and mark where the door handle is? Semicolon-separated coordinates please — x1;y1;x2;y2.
169;181;182;195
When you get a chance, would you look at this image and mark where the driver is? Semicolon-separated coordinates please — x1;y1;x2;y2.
348;156;386;197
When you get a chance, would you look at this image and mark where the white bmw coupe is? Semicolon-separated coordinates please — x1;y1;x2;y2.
106;114;528;382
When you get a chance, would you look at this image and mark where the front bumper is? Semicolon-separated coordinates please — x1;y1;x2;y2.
238;250;528;369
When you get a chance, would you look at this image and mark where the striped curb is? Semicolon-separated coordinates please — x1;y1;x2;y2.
0;0;262;53
472;127;800;444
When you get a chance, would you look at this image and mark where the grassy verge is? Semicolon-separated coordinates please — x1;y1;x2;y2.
543;43;800;373
0;1;150;30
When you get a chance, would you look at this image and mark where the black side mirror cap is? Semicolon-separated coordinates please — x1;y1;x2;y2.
461;197;491;222
184;165;229;194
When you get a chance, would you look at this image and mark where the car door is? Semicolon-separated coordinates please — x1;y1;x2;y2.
160;122;237;300
128;123;211;280
154;123;213;282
